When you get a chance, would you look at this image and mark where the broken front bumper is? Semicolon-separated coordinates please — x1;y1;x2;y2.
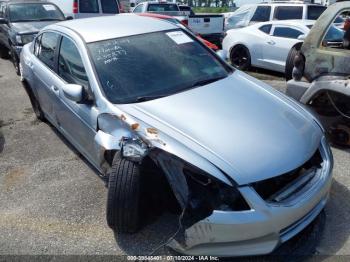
169;137;333;256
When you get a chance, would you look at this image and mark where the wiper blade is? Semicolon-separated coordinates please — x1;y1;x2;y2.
136;94;166;102
190;76;227;88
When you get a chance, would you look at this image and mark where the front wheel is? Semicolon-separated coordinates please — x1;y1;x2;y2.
106;153;141;233
285;46;300;81
230;45;251;70
10;47;20;76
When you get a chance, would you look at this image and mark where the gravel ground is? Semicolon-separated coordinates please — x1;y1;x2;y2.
0;57;350;259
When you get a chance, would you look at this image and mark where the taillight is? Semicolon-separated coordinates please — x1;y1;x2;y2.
181;19;188;26
73;0;78;14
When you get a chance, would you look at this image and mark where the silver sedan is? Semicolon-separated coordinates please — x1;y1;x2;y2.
20;14;333;256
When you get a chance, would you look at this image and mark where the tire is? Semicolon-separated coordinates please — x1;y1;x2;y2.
10;47;20;76
0;44;9;59
285;45;301;81
107;152;141;233
22;81;45;121
230;45;251;71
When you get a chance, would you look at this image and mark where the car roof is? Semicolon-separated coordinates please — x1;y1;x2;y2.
49;14;177;43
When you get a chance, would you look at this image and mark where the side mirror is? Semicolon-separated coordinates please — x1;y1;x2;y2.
216;49;227;61
297;34;306;41
66;16;73;20
62;84;84;103
0;18;8;24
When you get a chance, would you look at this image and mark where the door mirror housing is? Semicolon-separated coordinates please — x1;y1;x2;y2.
0;18;8;24
297;34;306;41
66;16;73;20
62;84;84;103
216;49;227;61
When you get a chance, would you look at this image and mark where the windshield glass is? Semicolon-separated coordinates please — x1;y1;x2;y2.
88;30;230;104
147;4;178;12
9;3;64;22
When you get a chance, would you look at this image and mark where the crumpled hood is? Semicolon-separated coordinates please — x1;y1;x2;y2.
119;71;322;185
10;21;59;34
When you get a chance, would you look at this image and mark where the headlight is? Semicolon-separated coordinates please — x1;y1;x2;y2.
16;34;35;45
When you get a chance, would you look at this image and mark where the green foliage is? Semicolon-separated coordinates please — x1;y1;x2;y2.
193;7;231;13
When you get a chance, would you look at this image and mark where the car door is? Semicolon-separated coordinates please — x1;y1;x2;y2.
262;25;304;72
32;31;61;123
53;35;98;166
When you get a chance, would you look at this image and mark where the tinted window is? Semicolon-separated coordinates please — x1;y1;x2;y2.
179;5;194;15
133;4;143;13
251;6;271;22
8;3;64;22
259;24;272;34
79;0;99;13
274;6;303;20
273;27;303;39
58;37;88;86
147;4;178;12
101;0;119;14
88;30;230;104
37;32;59;70
307;6;326;20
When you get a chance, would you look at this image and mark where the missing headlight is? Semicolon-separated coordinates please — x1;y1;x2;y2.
121;137;148;162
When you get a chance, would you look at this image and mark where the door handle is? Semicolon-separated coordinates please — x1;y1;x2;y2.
267;40;275;45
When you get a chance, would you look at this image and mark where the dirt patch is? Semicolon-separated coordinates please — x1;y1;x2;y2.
3;168;27;191
23;107;33;118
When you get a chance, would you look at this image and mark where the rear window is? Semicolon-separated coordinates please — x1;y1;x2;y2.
79;0;99;13
259;24;272;34
147;4;178;12
307;6;326;20
251;6;271;22
101;0;119;14
274;6;303;20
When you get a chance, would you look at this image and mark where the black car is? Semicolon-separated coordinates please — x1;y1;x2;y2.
0;0;67;74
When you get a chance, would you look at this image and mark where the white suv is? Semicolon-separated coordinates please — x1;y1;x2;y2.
225;2;327;30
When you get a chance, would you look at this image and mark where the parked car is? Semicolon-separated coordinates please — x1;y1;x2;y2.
132;1;225;45
0;0;66;74
223;20;344;74
137;12;219;51
48;0;120;19
225;2;328;31
223;20;312;72
287;1;350;146
20;14;333;256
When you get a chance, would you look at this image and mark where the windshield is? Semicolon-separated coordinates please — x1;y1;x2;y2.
9;3;64;22
147;4;179;12
307;6;326;20
88;30;230;104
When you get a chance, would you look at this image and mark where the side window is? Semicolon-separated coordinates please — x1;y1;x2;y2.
101;0;119;14
58;37;89;87
0;4;3;18
274;6;303;20
259;24;272;34
132;4;143;13
79;0;99;13
251;6;271;22
273;27;303;39
37;32;59;70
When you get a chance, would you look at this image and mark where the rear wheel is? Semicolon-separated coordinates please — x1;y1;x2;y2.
230;45;251;70
106;153;141;233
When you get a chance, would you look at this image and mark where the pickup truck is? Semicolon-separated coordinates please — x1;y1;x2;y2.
132;1;225;45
